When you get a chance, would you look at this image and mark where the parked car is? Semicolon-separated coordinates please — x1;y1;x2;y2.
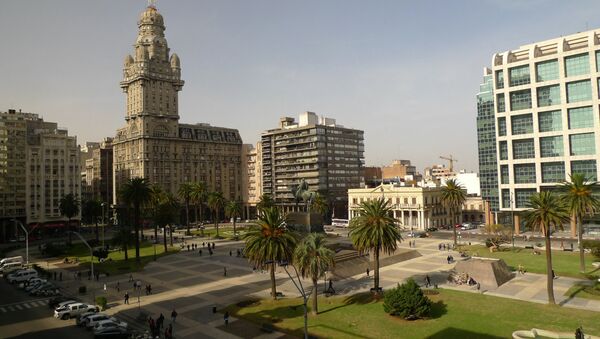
24;279;47;291
29;282;55;295
34;287;60;296
426;227;438;232
86;315;117;330
7;268;38;284
0;256;23;266
93;325;129;339
20;277;45;289
54;302;98;320
78;312;104;327
0;262;23;274
93;319;128;333
407;231;427;238
49;297;74;309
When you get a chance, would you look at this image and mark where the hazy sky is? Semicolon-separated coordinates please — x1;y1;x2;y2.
2;0;599;172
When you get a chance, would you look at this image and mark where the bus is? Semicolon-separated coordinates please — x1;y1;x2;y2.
331;219;349;227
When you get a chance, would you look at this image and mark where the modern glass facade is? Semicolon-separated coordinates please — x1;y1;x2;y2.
509;65;531;86
565;53;590;77
537;85;561;107
541;162;565;183
566;80;592;103
569;133;596;156
498;117;506;136
568;106;594;129
536;59;559;82
514;163;536;184
571;160;597;180
476;73;499;211
539;136;564;157
538;110;562;132
512;139;535;159
510;90;532;111
515;188;536;208
500;165;509;184
511;114;533;135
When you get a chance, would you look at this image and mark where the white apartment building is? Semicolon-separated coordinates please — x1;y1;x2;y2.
491;29;600;212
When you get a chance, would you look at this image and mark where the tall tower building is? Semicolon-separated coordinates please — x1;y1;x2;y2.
113;6;243;207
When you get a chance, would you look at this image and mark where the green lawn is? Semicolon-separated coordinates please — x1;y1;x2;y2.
460;245;599;279
65;241;180;275
565;281;600;301
189;225;248;239
226;289;600;339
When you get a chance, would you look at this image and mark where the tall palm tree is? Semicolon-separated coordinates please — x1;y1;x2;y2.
82;199;102;242
191;182;207;225
225;200;242;239
149;185;164;242
59;193;80;246
178;182;194;235
120;178;152;263
243;207;296;300
111;226;134;261
256;194;275;215
311;193;329;220
524;191;570;304
349;198;402;294
293;233;334;315
207;191;226;237
560;173;600;273
440;179;467;247
153;192;179;252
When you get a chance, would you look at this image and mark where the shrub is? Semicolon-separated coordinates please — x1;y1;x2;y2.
383;278;431;319
582;240;600;260
95;296;107;310
78;285;87;294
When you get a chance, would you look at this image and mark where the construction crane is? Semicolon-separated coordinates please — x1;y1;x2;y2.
439;155;458;173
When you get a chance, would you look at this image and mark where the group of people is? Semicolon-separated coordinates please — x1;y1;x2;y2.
438;243;454;251
148;313;173;338
186;244;199;251
407;240;417;248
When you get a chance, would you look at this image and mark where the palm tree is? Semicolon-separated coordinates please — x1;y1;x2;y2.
120;178;152;263
178;183;194;235
293;233;334;315
191;182;207;225
560;173;600;273
440;179;467;247
153;192;179;252
256;194;275;215
82;199;102;242
524;191;570;304
111;226;135;261
149;185;164;242
311;193;328;219
225;200;242;239
349;198;402;294
243;207;296;300
207;191;226;237
59;193;80;245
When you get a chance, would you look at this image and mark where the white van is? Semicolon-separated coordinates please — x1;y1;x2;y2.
7;268;38;284
0;262;23;274
0;256;23;266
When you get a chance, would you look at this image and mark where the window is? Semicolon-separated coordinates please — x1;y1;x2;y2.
509;65;530;86
511;114;533;135
568;106;594;129
541;162;565;183
565;53;590;77
536;59;559;82
596;51;600;72
510;90;532;111
567;80;592;103
570;133;596;156
500;165;509;184
496;70;504;89
540;136;564;158
538;110;562;132
537;85;561;107
499;141;508;160
497;94;505;113
502;189;511;209
571;160;597;180
516;188;537;208
514;163;536;184
498;117;506;136
512;139;535;159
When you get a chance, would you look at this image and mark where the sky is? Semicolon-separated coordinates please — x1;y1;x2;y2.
1;0;600;173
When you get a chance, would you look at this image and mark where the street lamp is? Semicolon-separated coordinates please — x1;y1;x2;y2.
71;231;95;303
12;219;28;265
510;191;515;250
278;260;311;339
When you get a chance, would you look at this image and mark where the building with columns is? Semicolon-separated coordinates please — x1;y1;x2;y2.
348;184;452;230
113;6;243;208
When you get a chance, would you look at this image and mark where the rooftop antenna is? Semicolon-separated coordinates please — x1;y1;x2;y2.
148;0;157;8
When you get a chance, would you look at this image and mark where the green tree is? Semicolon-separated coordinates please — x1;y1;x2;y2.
59;193;80;246
225;200;242;239
383;278;431;319
120;177;152;263
349;198;402;294
524;191;570;304
191;182;207;225
111;226;134;261
243;207;296;300
178;182;194;235
153;192;179;252
82;199;102;242
310;193;329;219
207;191;225;237
256;194;275;215
293;233;334;315
484;224;512;250
560;173;600;273
441;179;467;247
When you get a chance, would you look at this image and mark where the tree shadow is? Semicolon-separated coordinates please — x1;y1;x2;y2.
426;327;504;339
428;300;448;319
318;292;377;315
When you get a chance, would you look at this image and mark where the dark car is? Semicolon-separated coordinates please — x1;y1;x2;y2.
94;326;129;339
426;227;438;232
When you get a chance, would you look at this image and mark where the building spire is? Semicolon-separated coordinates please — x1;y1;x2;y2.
147;0;157;9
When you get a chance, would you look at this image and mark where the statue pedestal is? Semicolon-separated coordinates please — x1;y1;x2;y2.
286;212;324;233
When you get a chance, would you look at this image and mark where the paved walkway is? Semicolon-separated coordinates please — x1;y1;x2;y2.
16;235;600;338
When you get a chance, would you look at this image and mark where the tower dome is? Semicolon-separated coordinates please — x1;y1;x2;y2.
170;53;180;68
138;6;164;28
124;54;134;67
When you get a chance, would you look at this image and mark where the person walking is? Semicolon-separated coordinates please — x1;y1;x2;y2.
148;284;152;295
224;311;230;327
425;275;431;288
224;267;227;277
157;313;164;331
199;249;202;256
124;292;129;304
366;268;370;277
229;250;232;256
129;274;133;282
171;309;178;323
59;272;62;281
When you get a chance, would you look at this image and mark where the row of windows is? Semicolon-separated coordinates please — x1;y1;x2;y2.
498;132;596;160
497;106;595;136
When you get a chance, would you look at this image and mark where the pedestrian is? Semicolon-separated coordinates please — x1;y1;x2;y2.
157;313;164;330
59;271;62;281
148;284;152;295
202;242;205;247
199;249;202;256
148;316;155;335
224;311;229;327
209;249;213;256
571;243;574;251
229;250;232;256
447;255;451;264
224;267;227;276
212;242;215;249
366;268;370;277
442;243;446;250
518;264;524;275
129;274;133;282
187;244;190;251
167;324;173;339
53;271;57;280
425;275;431;288
438;243;442;251
116;281;120;292
552;270;557;279
124;292;129;304
103;283;107;291
171;309;178;323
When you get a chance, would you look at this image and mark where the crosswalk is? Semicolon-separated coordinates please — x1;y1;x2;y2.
0;298;48;313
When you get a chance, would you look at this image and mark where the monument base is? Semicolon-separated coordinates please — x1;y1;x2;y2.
286;212;324;233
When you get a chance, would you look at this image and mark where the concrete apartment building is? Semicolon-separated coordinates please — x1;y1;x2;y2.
261;112;364;218
348;185;450;230
113;6;243;208
0;109;80;240
243;142;262;219
382;160;416;179
83;138;113;205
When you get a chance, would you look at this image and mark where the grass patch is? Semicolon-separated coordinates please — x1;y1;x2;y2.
189;225;248;239
565;282;600;301
64;241;180;275
225;289;600;339
460;245;598;279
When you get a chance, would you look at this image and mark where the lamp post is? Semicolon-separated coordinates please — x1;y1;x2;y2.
278;260;310;339
510;191;515;250
12;219;28;265
71;231;95;303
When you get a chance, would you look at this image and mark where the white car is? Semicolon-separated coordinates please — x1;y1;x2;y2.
86;314;117;329
55;300;78;310
54;303;98;320
20;277;45;289
77;312;104;326
93;319;128;333
24;279;47;291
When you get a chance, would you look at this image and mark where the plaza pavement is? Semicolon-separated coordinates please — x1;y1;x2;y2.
21;235;600;338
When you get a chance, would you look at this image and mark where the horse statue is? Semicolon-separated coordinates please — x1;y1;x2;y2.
291;179;316;211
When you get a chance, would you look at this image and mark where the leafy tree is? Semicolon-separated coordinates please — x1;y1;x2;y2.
293;233;334;315
243;207;296;300
59;193;80;246
349;198;402;294
154;192;179;252
207;191;225;237
383;278;431;319
560;173;600;273
225;200;242;239
191;182;207;224
82;199;102;242
111;226;135;261
524;192;570;304
178;182;194;235
441;179;467;247
256;194;275;215
484;224;512;250
120;177;152;263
